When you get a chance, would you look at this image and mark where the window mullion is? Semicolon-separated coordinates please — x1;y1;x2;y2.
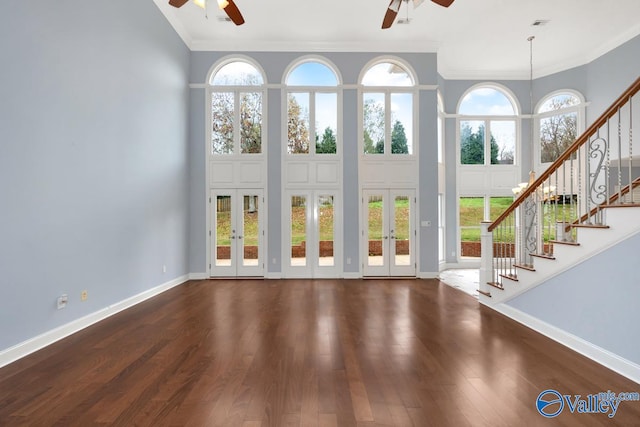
385;91;392;155
309;91;316;155
234;90;241;155
485;119;490;166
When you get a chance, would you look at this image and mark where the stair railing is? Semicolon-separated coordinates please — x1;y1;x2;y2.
480;77;640;295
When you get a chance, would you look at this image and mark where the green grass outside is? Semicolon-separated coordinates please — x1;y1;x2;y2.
460;197;577;242
215;200;410;247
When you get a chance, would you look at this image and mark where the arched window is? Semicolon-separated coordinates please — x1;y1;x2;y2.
536;91;583;164
285;60;339;155
209;59;265;155
361;60;415;155
458;86;517;165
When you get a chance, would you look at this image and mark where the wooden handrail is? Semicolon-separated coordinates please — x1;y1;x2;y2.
489;76;640;232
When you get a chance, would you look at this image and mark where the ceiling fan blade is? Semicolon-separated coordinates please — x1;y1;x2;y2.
382;0;402;29
431;0;454;7
168;0;189;7
223;0;245;26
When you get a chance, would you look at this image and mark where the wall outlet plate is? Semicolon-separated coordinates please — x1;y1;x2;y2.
57;294;68;310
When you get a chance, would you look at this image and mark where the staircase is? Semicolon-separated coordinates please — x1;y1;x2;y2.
480;205;640;304
479;76;640;304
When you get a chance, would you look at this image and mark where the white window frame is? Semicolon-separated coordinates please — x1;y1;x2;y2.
359;58;418;158
534;89;586;170
207;57;267;158
283;57;341;157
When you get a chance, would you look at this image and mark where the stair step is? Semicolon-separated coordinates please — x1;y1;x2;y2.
548;240;580;246
568;223;610;229
478;289;491;298
530;252;556;260
514;263;535;271
499;273;519;282
487;282;504;290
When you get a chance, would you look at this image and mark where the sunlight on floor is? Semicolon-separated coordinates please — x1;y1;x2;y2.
439;269;479;298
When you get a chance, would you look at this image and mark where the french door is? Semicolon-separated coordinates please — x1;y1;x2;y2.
362;189;416;277
210;189;264;277
284;190;341;278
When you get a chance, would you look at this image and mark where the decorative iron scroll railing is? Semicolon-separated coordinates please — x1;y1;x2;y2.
481;77;640;292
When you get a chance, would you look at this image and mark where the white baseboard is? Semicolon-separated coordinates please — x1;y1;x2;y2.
418;271;439;279
342;272;361;279
0;274;189;369
488;302;640;385
265;272;282;279
188;273;207;280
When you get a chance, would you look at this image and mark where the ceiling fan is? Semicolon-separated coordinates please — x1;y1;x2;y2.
382;0;454;29
168;0;245;26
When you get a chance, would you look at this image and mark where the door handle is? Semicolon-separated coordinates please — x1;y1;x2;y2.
384;236;388;240
237;236;243;240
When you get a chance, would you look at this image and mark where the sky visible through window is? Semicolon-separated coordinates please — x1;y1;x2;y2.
459;87;515;116
287;62;339;146
362;63;414;151
459;87;516;164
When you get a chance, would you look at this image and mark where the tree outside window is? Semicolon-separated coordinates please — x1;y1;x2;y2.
538;94;579;163
458;87;516;165
210;61;264;156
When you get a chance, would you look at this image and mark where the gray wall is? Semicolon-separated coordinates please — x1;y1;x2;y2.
586;34;640;123
0;2;191;351
506;231;640;365
188;51;439;275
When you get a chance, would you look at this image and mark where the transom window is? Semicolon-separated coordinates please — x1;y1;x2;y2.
536;92;582;164
361;61;415;155
285;60;339;155
458;86;517;165
209;60;265;155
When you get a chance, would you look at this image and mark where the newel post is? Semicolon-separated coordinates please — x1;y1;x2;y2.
479;221;493;297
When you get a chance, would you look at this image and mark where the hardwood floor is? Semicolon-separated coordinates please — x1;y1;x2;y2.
1;279;638;426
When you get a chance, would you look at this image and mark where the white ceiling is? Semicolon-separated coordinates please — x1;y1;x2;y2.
153;0;640;80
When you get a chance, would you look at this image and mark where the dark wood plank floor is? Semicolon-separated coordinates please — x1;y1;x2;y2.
1;279;638;426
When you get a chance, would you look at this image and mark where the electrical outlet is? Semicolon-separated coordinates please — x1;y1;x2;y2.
57;294;68;310
162;265;167;273
81;290;88;301
347;257;351;265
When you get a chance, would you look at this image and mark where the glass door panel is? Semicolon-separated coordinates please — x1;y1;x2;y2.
241;194;259;267
366;193;385;268
215;194;233;268
363;189;415;277
390;190;415;276
317;195;334;267
290;195;307;267
392;194;411;266
211;189;264;277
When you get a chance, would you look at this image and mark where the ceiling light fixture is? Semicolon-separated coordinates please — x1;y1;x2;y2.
217;0;229;9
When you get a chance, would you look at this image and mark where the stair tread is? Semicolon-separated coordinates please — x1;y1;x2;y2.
478;289;491;298
530;252;556;260
499;273;519;282
514;263;535;271
568;223;610;229
487;282;504;290
548;240;580;246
